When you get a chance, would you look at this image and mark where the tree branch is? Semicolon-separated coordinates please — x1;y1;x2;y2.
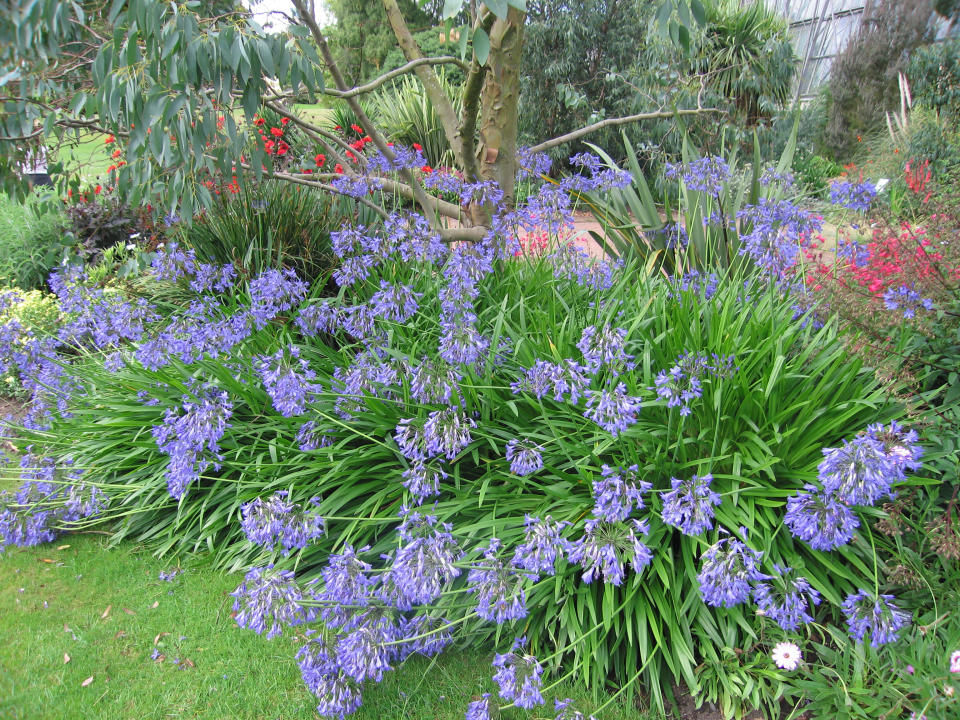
325;56;469;99
527;107;725;154
381;0;463;163
457;9;496;181
291;0;446;229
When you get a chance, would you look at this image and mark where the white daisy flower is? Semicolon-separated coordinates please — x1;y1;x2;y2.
771;641;802;671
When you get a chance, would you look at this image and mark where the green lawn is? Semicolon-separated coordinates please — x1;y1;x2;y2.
0;534;652;720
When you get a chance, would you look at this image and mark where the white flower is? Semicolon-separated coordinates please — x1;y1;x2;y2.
950;649;960;674
771;641;801;671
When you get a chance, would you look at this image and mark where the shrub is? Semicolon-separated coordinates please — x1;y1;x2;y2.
823;0;935;161
907;38;960;119
180;179;341;283
793;151;843;199
0;194;67;290
0;149;932;719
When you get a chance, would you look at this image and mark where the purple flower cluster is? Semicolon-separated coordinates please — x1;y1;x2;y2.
653;352;736;416
697;536;766;607
591;464;651;522
660;473;721;536
152;384;233;499
576;324;632;374
830;181;877;212
492;637;545;709
666;156;731;195
240;491;325;554
753;565;822;631
882;285;935;319
255;345;322;417
0;454;107;551
583;382;642;437
737;199;823;278
466;538;530;623
505;439;544;476
842;589;910;646
510;359;589;404
231;565;318;638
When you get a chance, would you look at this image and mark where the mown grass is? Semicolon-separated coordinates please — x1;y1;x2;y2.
0;532;653;720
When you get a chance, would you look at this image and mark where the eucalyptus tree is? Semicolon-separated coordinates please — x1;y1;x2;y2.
0;0;709;241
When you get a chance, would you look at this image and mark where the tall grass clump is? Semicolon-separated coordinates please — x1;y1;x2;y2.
0;194;67;290
0;146;928;718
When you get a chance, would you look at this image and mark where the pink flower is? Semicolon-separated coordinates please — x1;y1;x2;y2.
950;649;960;674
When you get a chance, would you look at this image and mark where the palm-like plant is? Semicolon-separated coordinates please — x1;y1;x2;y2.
694;0;797;125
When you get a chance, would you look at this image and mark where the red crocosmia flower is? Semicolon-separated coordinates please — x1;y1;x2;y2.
334;163;344;174
67;189;72;197
412;143;423;152
254;117;266;127
94;185;101;194
350;124;364;135
421;165;433;173
264;140;275;153
276;141;289;156
303;168;312;174
270;127;283;137
315;154;326;168
363;136;371;143
112;149;122;159
104;134;115;144
334;125;342;130
107;164;117;173
346;150;356;162
281;117;290;125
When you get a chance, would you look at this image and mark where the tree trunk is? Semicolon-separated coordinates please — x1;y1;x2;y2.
476;6;525;211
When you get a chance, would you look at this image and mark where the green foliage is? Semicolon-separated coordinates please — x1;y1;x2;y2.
823;0;935;161
179;180;340;282
325;0;435;84
6;247;906;716
381;29;464;87
694;0;797;125
793;151;843;199
0;194;68;290
371;72;463;167
908;38;960;120
904;106;960;176
519;0;652;161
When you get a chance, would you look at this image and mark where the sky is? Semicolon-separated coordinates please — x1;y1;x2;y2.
246;0;334;31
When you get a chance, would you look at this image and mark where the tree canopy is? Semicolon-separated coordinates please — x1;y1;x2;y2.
1;0;713;239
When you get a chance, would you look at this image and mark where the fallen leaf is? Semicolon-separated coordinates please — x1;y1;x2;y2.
40;558;54;563
182;658;195;668
81;676;93;687
100;605;111;619
123;608;135;616
150;601;159;609
114;630;126;639
153;632;169;645
57;545;70;550
64;653;70;664
63;623;71;633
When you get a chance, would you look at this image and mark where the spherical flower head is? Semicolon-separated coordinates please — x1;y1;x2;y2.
660;473;721;536
505;439;544;476
401;461;447;503
591;464;651;522
297;638;363;719
467;538;529;624
950;649;960;674
842;589;911;647
423;407;476;460
230;565;316;639
240;491;325;555
317;544;377;626
576;324;633;374
369;280;422;323
583;383;642;438
512;515;572;577
255;345;322;417
753;566;821;631
771;641;802;671
510;359;589;404
865;421;924;472
465;693;495;720
381;508;462;609
830;180;877;212
818;435;900;506
406;357;462;405
492;637;545;709
567;518;652;586
784;484;860;550
697;536;766;608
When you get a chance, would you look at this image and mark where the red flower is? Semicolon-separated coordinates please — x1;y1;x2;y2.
315;153;326;168
346;150;356;162
334;163;344;174
363;135;371;142
104;134;115;144
111;149;122;159
412;143;423;152
334;125;342;130
94;184;101;194
254;117;266;127
350;123;364;135
281;117;290;125
276;141;289;156
303;168;312;174
421;165;433;174
270;127;284;137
